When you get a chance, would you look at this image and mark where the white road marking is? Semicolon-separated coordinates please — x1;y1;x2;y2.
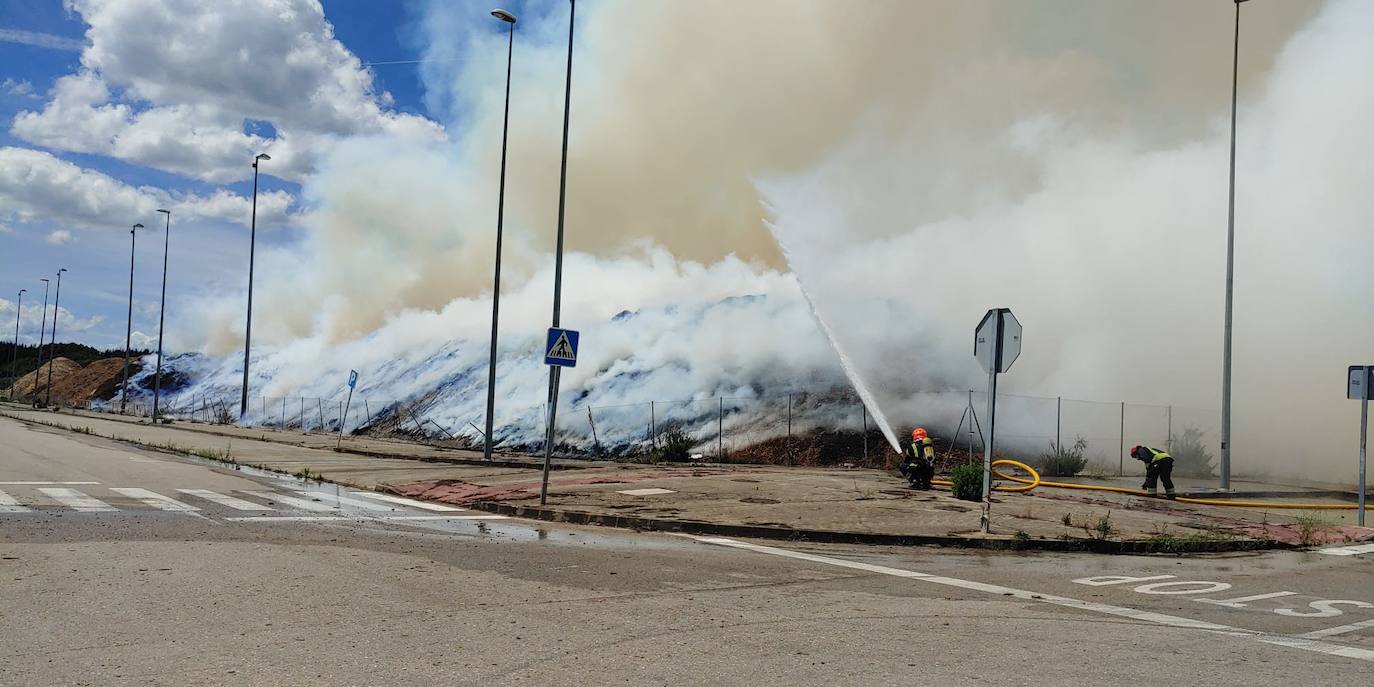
0;489;32;513
242;491;339;512
177;489;274;511
695;537;1374;664
1199;591;1298;609
1317;543;1374;556
0;481;100;485
380;515;509;521
1299;618;1374;640
617;488;676;496
224;516;350;522
349;492;465;512
36;488;116;512
111;488;200;512
294;491;395;511
1134;580;1232;595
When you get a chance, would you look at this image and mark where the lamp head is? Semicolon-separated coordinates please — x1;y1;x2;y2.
492;8;517;23
57;268;67;274
133;223;144;230
157;208;170;215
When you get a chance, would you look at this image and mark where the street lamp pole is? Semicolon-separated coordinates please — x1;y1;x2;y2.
540;0;575;505
33;278;49;402
240;153;270;421
9;288;24;395
45;267;66;407
484;8;518;462
153;208;171;419
121;224;143;414
1219;0;1249;490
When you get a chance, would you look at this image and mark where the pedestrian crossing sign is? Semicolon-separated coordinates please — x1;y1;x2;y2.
545;328;579;367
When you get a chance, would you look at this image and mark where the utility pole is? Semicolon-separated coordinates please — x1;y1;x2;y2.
121;225;142;413
1219;0;1250;490
45;268;66;407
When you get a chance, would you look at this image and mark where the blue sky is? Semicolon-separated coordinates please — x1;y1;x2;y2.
0;0;527;352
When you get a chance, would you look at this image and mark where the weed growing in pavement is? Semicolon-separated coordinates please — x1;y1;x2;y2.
1085;512;1115;541
1013;530;1031;542
1061;513;1073;527
1294;511;1337;547
1036;437;1089;477
1144;529;1236;554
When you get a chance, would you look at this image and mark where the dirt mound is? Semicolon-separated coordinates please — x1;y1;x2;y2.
5;357;138;406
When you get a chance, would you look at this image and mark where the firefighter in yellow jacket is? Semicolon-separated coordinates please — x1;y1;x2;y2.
1130;445;1176;498
901;427;936;490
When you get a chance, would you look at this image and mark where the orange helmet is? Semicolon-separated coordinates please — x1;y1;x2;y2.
911;427;928;440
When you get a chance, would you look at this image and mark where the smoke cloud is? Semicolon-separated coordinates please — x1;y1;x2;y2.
177;0;1373;482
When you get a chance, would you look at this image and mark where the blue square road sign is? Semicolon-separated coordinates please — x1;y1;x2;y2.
545;328;579;367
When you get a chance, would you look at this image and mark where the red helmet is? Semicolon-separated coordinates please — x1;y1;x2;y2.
912;427;928;440
1129;445;1142;455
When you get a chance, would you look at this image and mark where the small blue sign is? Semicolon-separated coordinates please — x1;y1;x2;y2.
544;328;579;367
348;369;358;389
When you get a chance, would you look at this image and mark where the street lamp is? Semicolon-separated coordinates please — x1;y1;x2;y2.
9;288;24;396
540;0;575;505
33;278;49;403
483;7;518;462
241;153;270;421
121;223;143;414
45;267;66;407
153;208;171;420
1219;0;1250;490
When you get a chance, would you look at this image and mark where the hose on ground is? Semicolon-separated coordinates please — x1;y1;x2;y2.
928;458;1362;511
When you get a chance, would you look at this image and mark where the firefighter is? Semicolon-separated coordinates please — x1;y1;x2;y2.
901;427;936;490
1130;445;1176;498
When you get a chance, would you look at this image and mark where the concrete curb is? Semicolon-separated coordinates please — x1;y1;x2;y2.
457;498;1295;555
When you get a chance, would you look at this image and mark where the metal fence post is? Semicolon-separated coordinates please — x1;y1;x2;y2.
281;397;286;427
1119;401;1126;476
650;401;657;450
364;399;372;424
718;396;724;459
862;402;868;464
1055;396;1062;450
317;398;324;431
1166;405;1173;450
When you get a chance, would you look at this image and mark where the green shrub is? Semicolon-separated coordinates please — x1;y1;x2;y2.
654;427;694;463
949;462;984;502
1169;426;1216;478
1037;437;1088;477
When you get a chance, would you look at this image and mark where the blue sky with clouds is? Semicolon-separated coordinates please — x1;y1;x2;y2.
0;0;527;352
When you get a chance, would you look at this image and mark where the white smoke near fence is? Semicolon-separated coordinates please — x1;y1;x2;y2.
159;0;1370;482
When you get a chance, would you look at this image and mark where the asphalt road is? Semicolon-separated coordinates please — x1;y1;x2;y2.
2;415;1372;686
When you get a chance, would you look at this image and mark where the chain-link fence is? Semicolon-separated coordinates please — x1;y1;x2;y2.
82;386;1219;474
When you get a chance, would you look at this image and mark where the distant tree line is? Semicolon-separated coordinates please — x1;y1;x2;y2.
0;342;149;385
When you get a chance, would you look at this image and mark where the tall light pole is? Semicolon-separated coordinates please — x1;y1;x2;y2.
45;267;66;407
121;223;143;414
1219;0;1249;490
152;208;171;419
540;0;575;505
33;278;49;403
241;153;270;420
484;7;518;462
9;288;24;396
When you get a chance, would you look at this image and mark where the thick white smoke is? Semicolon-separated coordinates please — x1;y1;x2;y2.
171;0;1370;481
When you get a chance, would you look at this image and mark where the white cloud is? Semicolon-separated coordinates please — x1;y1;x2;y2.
0;28;83;51
0;299;104;344
0;146;294;230
9;0;444;183
2;78;37;98
46;229;73;245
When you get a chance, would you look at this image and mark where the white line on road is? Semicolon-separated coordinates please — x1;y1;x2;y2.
36;488;116;513
242;491;339;512
0;481;100;485
349;492;466;512
380;515;509;521
177;489;274;511
1198;591;1298;609
1299;619;1374;640
294;491;395;511
1317;543;1374;556
695;537;1374;664
111;488;200;512
224;516;351;522
0;489;32;513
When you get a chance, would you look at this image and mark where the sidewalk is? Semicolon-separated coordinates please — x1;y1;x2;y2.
6;404;1369;552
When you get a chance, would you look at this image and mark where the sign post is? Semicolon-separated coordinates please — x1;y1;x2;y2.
974;308;1021;534
337;369;358;451
1349;366;1371;526
541;328;580;504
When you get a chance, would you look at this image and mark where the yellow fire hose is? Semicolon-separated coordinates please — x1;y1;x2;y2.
931;459;1363;511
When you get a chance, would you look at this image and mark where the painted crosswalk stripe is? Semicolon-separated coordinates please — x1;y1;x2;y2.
111;488;200;512
1316;543;1374;557
242;491;340;512
177;489;274;511
0;481;100;485
224;516;350;522
295;491;396;511
1299;618;1374;640
37;488;116;512
349;492;465;512
0;489;32;513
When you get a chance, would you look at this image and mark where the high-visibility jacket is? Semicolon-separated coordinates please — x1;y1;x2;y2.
909;437;935;462
1138;447;1172;464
